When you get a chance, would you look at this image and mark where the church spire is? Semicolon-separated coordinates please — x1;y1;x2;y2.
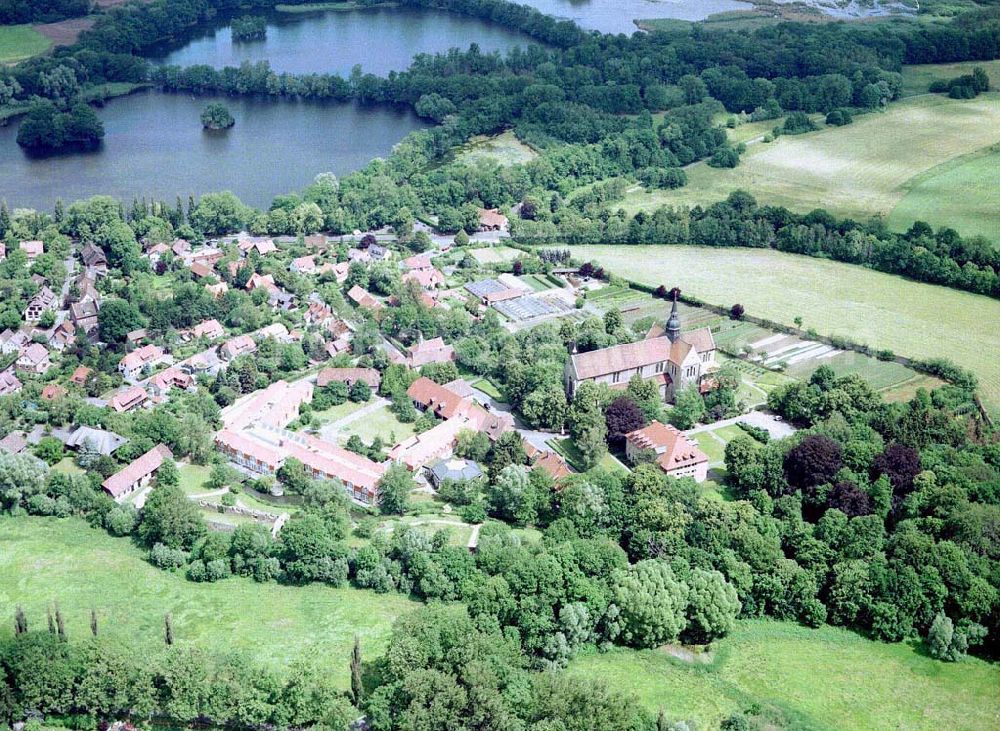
666;289;681;343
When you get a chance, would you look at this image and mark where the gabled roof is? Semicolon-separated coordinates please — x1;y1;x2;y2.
316;367;380;389
102;444;172;498
570;338;672;380
65;425;127;455
110;385;148;412
19;343;50;365
626;420;708;473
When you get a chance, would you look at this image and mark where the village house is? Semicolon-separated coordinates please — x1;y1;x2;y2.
532;451;573;482
71;273;101;306
565;296;716;403
238;236;277;257
347;285;384;312
16;343;53;375
70;365;93;386
19;240;43;261
205;281;229;299
477;208;509;233
171;239;192;257
0;431;27;455
126;328;148;346
40;383;68;401
48;321;76;351
64;425;127;456
316;367;380;391
187;247;223;268
403;267;445;289
24;287;58;323
329;261;350;283
110;385;149;413
219;334;257;361
406;377;513;443
624;420;709;482
0;369;22;396
119;344;164;379
394;336;456;368
69;300;100;334
402;253;434;271
102;444;172;501
148;367;194;397
144;242;169;266
290;255;317;274
182;319;225;342
190;262;215;279
0;329;30;356
80;243;108;276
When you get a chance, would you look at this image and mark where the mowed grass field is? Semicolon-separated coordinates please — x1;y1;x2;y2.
0;24;52;63
0;516;416;685
618;94;1000;241
900;59;1000;97
566;621;1000;730
566;245;1000;416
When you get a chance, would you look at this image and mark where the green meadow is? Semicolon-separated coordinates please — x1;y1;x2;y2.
0;516;416;686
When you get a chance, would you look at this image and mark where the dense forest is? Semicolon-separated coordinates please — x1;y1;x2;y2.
0;0;88;24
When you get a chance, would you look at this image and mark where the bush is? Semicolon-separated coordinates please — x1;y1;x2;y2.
825;108;853;126
150;542;188;569
782;112;818;135
736;422;770;443
707;146;739;168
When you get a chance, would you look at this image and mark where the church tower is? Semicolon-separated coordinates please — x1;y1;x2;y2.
666;291;681;343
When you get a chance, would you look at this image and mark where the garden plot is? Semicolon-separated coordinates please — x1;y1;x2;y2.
493;291;574;322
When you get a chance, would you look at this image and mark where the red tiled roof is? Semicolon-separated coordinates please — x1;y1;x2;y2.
534;451;572;481
571;338;671;380
316;367;380;389
626;421;708;473
110;385;148;412
102;444;172;498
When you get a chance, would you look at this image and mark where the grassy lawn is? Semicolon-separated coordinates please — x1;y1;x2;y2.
565;620;1000;730
566;245;1000;419
548;437;627;473
0;516;416;685
692;432;726;465
346;405;416;445
311;399;366;425
470;246;521;264
470;377;504;400
0;24;52;63
51;457;83;475
455;130;537;167
615;94;1000;242
177;462;213;496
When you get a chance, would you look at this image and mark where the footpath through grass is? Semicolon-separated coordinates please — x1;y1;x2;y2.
566;245;1000;419
0;516;416;686
0;25;52;63
566;620;1000;730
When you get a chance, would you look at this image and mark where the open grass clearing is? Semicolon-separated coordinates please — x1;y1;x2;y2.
566;245;1000;417
616;94;1000;238
0;24;52;63
311;398;367;425
455;130;537;168
566;620;1000;730
548;437;627;473
692;432;726;465
900;59;1000;97
0;516;416;684
177;462;213;496
469;245;520;264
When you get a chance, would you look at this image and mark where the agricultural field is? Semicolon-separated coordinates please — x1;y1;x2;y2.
0;24;52;63
566;620;1000;730
0;516;416;685
617;94;1000;241
887;144;1000;243
567;245;1000;416
455;130;537;167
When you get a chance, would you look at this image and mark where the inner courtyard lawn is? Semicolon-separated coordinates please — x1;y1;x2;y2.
0;516;416;686
566;620;1000;731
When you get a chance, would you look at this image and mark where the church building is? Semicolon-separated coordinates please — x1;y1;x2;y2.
564;294;717;402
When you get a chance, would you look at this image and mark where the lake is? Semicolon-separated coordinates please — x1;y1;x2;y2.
514;0;755;34
147;6;541;77
0;91;428;211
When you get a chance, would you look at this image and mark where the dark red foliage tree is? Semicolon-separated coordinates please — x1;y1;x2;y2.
359;233;376;249
730;303;745;320
512;260;523;275
872;442;921;497
605;396;646;447
785;434;843;491
654;285;668;299
578;262;595;277
828;480;873;517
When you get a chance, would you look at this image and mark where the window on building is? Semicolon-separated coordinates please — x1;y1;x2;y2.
612;371;620;384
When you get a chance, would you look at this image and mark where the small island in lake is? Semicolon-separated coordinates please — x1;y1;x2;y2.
200;102;235;130
231;15;267;42
16;101;105;153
